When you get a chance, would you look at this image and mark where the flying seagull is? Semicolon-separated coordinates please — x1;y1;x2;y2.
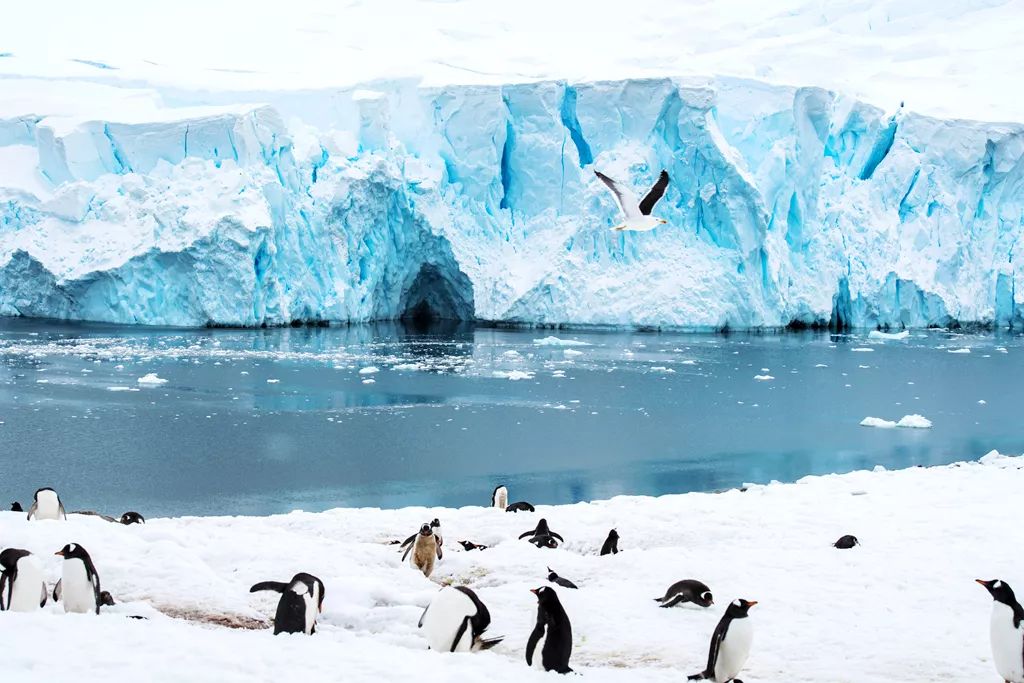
594;169;670;231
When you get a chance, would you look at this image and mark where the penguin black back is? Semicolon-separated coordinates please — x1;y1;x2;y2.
527;586;573;673
833;534;859;549
10;502;22;512
546;568;578;589
120;511;146;525
520;518;563;542
654;579;713;608
250;572;325;635
600;529;619;555
506;501;535;512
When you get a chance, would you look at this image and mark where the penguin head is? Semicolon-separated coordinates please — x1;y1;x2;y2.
726;598;758;617
531;586;561;607
699;591;714;606
99;590;115;606
978;579;1018;606
10;501;22;512
120;511;145;525
34;487;58;501
419;523;433;536
429;518;440;529
608;529;619;539
55;543;88;560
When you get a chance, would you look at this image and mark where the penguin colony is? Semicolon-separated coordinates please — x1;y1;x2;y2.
3;483;1022;682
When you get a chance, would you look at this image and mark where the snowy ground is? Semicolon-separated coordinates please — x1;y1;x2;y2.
1;452;1020;681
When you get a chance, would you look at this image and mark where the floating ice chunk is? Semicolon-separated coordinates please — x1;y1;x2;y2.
393;363;421;371
362;378;376;384
493;370;533;381
814;364;828;368
651;366;676;373
947;348;971;354
851;347;874;352
860;414;933;429
502;350;521;357
996;347;1008;353
978;399;987;405
563;349;584;357
358;366;380;374
532;337;591;347
106;386;139;392
754;374;774;381
137;373;168;385
868;330;909;340
681;360;697;365
266;378;280;383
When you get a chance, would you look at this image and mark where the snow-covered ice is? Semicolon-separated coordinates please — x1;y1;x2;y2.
0;454;1021;681
860;414;933;429
358;367;380;375
136;373;167;385
867;330;909;341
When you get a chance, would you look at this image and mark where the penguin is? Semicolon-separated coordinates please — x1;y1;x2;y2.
520;519;563;543
0;548;47;611
418;586;504;652
120;511;146;525
54;543;103;614
600;529;619;555
530;535;559;549
526;586;573;673
404;523;443;577
547;568;578;590
506;502;535;513
654;579;714;608
492;485;509;510
688;599;758;682
250;573;325;635
833;534;859;549
977;579;1024;682
401;519;443;553
10;502;22;512
458;541;488;551
27;487;66;521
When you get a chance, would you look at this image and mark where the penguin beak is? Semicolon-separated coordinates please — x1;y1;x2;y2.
54;551;63;557
530;588;539;595
747;600;759;607
976;579;991;587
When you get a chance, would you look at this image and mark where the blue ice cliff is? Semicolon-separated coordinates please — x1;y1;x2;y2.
0;77;1021;330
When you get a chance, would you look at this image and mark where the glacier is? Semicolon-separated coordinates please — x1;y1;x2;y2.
0;76;1022;330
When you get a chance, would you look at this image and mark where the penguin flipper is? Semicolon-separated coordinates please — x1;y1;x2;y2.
25;501;37;521
525;623;545;665
39;580;47;608
518;530;534;540
0;573;8;611
451;615;471;652
475;636;504;651
250;581;289;594
401;543;413;563
660;595;687;608
53;579;62;602
435;538;443;560
417;603;430;628
400;533;416;549
59;502;67;520
550;532;565;542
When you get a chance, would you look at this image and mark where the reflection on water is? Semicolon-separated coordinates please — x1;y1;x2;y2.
0;318;1021;516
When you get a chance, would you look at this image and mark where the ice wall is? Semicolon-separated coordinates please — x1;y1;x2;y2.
0;77;1021;330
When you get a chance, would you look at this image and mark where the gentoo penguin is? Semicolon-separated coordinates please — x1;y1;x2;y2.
977;579;1024;682
10;502;22;512
492;485;509;510
250;573;326;635
120;511;146;525
654;579;714;608
402;519;443;553
547;568;578;589
600;529;619;555
526;586;573;673
458;541;488;551
54;543;103;614
530;535;559;549
27;487;66;521
506;502;535;513
404;523;443;577
688;599;758;682
833;534;859;549
520;519;563;543
418;586;504;652
0;549;47;611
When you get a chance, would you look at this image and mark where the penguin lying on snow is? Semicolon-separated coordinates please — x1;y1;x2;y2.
53;543;104;614
977;579;1024;682
458;541;488;551
404;523;443;577
654;579;713;608
0;548;47;611
69;510;147;524
120;511;146;525
520;519;563;543
506;502;535;513
833;534;859;549
27;487;66;521
418;586;504;652
688;599;757;682
546;568;578;589
492;485;508;510
530;535;559;549
600;529;619;555
526;586;573;673
250;573;325;635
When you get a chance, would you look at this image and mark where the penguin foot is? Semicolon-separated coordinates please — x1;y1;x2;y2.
686;673;710;681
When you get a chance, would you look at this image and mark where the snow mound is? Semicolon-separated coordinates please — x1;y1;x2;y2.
136;373;167;385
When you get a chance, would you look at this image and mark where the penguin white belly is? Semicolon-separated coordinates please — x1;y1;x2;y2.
61;559;95;614
421;588;475;652
531;632;548;669
990;603;1024;682
301;584;318;635
33;490;62;520
493;487;508;509
7;556;45;612
715;618;753;682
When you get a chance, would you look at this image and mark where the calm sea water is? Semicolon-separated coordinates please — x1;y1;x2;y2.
0;319;1020;517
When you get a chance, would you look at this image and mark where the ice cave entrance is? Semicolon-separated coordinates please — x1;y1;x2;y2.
399;264;475;330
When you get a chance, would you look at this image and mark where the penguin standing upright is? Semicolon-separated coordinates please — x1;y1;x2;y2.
418;586;504;652
526;586;573;673
53;543;103;614
688;599;757;682
492;485;508;510
0;549;47;611
404;523;443;577
27;487;66;521
977;579;1024;682
654;579;714;608
250;573;325;635
600;529;619;555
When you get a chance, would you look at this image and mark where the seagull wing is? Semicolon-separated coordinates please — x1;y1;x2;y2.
638;170;669;215
595;171;641;220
